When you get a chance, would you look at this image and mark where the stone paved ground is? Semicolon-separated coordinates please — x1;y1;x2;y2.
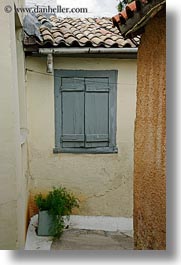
51;229;134;250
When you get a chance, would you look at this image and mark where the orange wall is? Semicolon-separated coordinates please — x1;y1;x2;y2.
134;9;166;250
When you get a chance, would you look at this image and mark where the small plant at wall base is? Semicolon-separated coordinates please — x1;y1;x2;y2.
34;187;79;238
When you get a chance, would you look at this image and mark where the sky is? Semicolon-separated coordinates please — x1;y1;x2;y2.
56;0;119;17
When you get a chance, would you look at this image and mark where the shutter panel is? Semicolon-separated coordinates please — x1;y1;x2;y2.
61;77;85;148
61;77;84;91
85;78;109;148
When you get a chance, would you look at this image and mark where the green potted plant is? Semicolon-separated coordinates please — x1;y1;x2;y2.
34;186;79;237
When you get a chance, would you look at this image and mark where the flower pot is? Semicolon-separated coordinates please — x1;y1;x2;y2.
37;210;54;236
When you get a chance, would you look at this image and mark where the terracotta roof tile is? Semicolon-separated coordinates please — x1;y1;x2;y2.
41;29;52;36
91;37;103;45
76;33;84;39
43;34;54;43
66;36;79;45
104;38;116;47
52;32;63;38
23;14;140;48
54;37;65;45
112;0;166;38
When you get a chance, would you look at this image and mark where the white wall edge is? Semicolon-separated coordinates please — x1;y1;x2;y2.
69;215;133;233
20;128;28;145
25;215;53;250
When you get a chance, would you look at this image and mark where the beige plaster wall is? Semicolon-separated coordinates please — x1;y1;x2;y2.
26;57;137;218
0;0;28;249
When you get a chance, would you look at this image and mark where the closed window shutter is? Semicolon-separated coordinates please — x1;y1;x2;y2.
61;77;85;148
54;70;117;153
85;78;109;148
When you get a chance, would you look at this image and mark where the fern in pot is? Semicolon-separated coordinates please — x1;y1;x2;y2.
34;186;79;238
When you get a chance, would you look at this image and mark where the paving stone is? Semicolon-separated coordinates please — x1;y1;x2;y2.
51;229;134;250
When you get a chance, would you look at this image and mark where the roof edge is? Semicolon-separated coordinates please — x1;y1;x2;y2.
38;47;138;55
112;0;166;38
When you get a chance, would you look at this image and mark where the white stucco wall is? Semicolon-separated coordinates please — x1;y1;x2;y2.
26;56;137;218
0;0;28;249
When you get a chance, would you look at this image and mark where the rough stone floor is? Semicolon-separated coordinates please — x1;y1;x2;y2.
51;229;134;250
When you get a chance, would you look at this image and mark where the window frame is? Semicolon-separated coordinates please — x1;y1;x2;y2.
54;69;118;154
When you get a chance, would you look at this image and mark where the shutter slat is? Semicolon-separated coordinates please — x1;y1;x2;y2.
86;134;109;142
62;134;84;142
86;86;109;92
85;77;109;92
61;77;84;91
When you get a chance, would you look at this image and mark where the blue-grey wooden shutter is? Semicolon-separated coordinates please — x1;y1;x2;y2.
61;77;85;148
85;78;109;148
